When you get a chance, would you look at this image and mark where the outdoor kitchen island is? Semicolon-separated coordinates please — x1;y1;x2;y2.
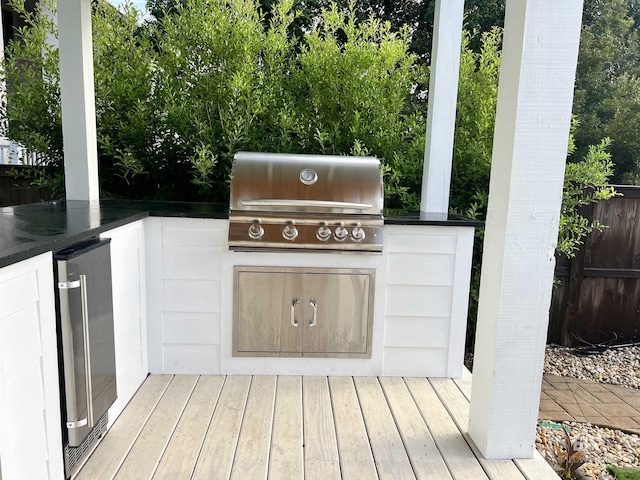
0;199;479;479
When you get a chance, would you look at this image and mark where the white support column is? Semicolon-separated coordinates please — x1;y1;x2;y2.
58;0;99;201
468;0;583;459
420;0;464;216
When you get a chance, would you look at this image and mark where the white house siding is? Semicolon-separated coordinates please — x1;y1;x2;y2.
100;220;148;427
145;217;225;374
0;253;64;480
382;225;474;377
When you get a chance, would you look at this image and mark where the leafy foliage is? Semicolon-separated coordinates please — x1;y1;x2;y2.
0;0;63;194
573;0;640;183
450;27;501;220
2;0;427;205
559;132;619;258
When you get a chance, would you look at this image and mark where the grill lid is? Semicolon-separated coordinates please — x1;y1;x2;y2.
229;152;383;215
228;152;384;252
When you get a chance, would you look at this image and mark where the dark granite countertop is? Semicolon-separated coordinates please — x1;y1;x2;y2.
0;199;481;268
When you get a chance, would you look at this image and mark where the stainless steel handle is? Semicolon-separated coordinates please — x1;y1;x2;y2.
67;418;88;429
309;299;317;327
242;199;373;210
80;274;94;427
291;299;299;327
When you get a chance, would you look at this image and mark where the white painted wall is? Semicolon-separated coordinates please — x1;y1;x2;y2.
0;253;64;480
100;221;148;426
144;217;475;377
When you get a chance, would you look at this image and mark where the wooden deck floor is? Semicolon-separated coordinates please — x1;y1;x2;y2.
75;373;557;480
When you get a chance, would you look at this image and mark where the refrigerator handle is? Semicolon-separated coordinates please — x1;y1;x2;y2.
79;274;94;428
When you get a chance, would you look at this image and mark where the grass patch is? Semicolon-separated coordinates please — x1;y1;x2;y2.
609;465;640;480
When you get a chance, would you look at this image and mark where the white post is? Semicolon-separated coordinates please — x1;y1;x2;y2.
58;0;99;201
420;0;464;216
468;0;583;459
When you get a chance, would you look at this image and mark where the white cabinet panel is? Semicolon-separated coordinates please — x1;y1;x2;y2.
385;285;452;317
383;317;449;348
386;253;455;286
163;246;222;280
163;280;221;312
0;271;38;318
0;305;42;384
0;253;63;480
109;228;139;260
382;225;475;377
386;232;457;254
101;221;148;427
162;221;227;247
164;312;220;344
382;347;449;377
164;344;220;374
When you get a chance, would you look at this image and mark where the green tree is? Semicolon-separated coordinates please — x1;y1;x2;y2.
2;0;427;204
573;0;640;183
450;27;501;219
0;0;63;194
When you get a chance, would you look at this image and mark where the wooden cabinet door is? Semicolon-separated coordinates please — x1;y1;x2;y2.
303;272;371;355
235;270;303;355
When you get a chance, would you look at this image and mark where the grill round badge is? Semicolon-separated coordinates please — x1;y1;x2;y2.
299;168;318;185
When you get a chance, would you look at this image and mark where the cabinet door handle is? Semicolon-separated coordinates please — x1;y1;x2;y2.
309;299;317;327
291;299;299;327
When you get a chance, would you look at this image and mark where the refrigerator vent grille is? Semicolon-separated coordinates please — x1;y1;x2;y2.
64;412;108;477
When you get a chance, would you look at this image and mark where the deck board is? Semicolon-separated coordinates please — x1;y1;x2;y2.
453;369;473;401
430;378;526;480
77;374;557;480
269;376;303;480
76;374;173;480
230;376;277;480
405;377;490;480
328;376;378;480
303;376;341;480
115;375;198;479
191;376;251;480
354;376;415;480
379;377;452;480
153;375;224;479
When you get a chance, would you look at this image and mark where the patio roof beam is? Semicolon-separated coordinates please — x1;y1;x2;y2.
467;0;584;459
58;0;99;201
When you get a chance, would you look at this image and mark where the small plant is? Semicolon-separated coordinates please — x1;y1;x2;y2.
608;464;640;480
553;424;588;479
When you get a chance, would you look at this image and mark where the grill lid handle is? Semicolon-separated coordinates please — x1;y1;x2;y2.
241;199;373;210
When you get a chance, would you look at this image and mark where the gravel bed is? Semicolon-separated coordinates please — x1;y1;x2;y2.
538;345;640;479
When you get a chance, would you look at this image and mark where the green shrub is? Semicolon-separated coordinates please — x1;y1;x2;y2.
1;0;428;204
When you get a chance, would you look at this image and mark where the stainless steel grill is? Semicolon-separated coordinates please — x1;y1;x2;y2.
228;152;384;252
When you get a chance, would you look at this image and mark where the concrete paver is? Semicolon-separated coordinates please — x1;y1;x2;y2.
539;374;640;434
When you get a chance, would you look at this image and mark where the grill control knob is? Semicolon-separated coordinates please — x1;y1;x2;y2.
351;226;365;242
282;223;299;241
334;225;349;242
248;222;264;240
316;224;332;241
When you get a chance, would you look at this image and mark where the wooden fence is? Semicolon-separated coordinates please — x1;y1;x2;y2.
0;165;51;207
548;185;640;347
